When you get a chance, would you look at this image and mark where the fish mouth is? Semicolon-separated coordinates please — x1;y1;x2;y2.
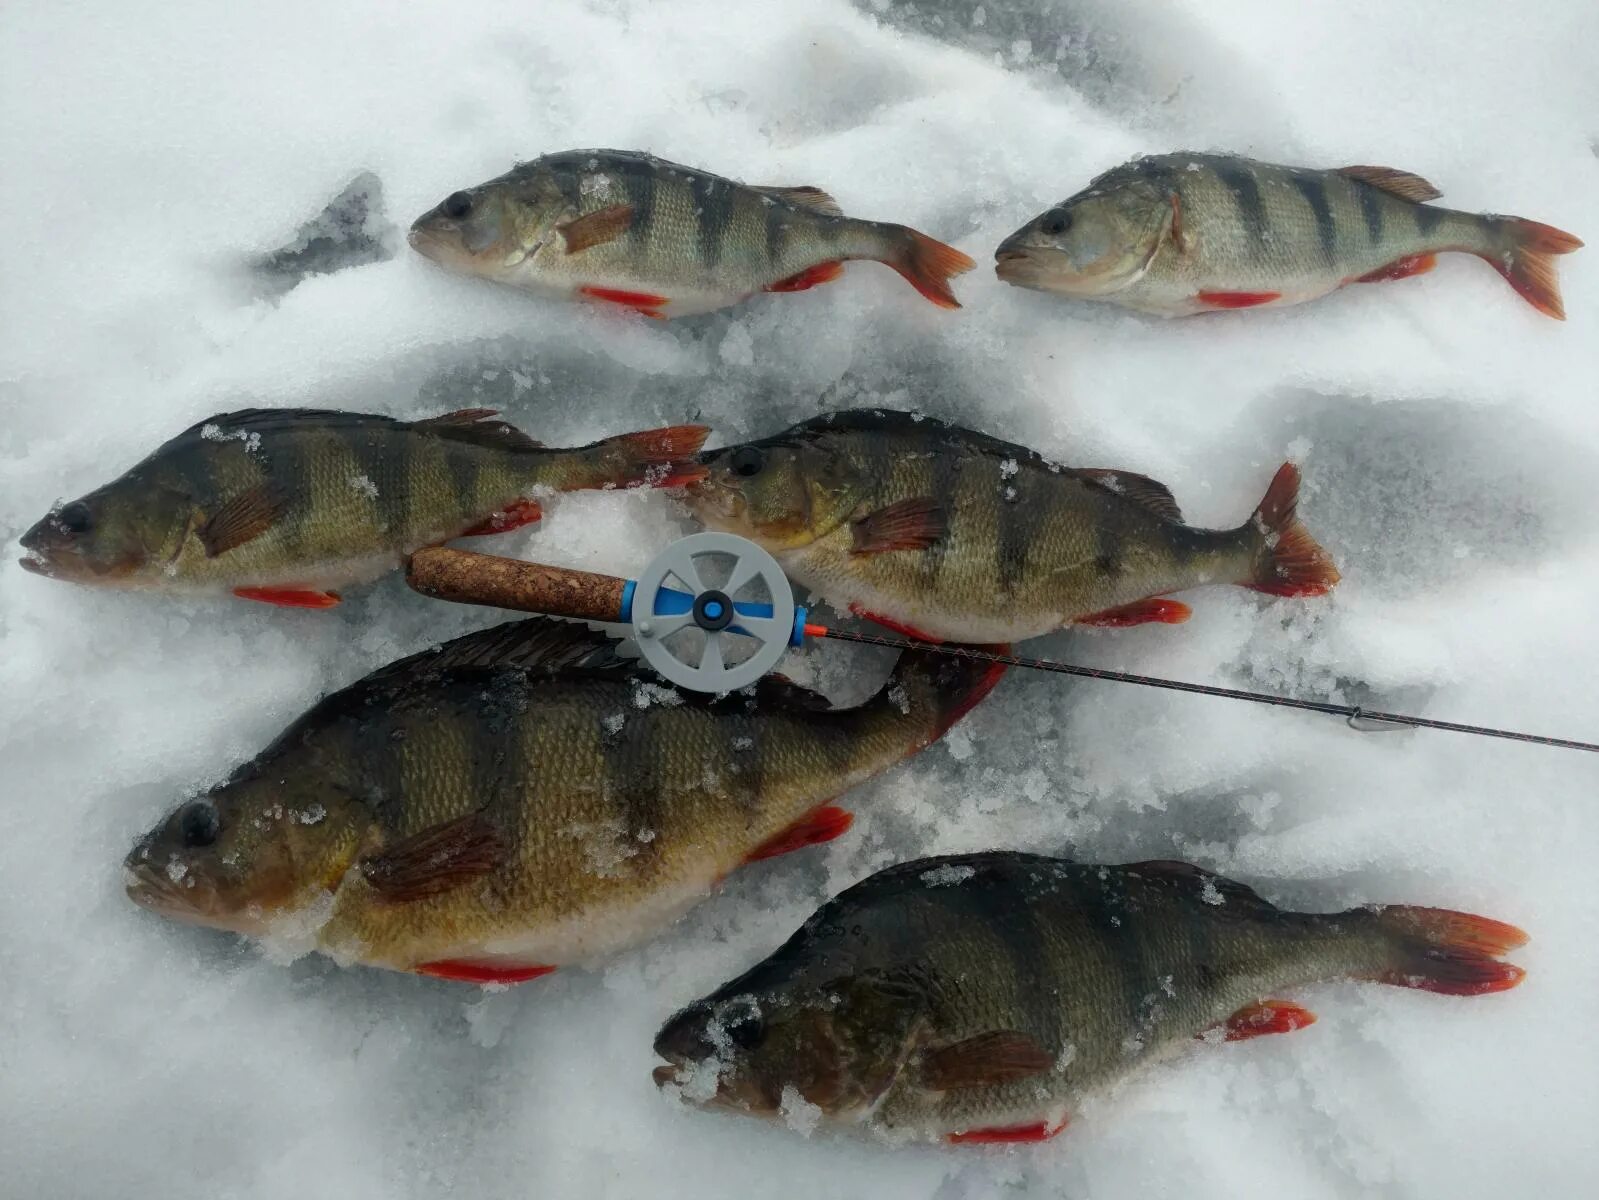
17;553;50;577
652;1062;686;1088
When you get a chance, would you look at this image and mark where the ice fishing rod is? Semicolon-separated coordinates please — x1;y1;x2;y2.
406;534;1599;755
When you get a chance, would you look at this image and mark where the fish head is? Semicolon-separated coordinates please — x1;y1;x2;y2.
408;167;566;282
994;177;1172;296
19;476;196;587
124;773;367;936
654;968;925;1125
686;435;867;549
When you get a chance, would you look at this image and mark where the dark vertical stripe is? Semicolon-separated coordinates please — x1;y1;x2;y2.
266;430;314;558
690;173;733;269
606;691;665;864
1291;175;1338;264
1357;183;1385;244
353;426;409;536
994;457;1031;598
1214;164;1269;249
764;202;789;268
1066;869;1153;1047
622;161;657;249
1414;204;1445;237
1093;505;1126;580
551;162;583;214
919;432;961;591
437;435;482;526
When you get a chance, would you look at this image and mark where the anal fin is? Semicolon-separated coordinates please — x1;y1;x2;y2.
233;586;341;609
743;805;853;865
1076;598;1191;627
765;261;845;293
1212;1000;1316;1042
459;498;543;537
1353;253;1437;284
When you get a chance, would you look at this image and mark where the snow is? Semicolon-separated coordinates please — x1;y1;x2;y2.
2;0;1596;1195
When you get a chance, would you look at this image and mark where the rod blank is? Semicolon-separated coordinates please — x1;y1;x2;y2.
406;547;627;623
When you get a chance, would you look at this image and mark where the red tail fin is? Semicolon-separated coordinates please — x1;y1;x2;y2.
1243;463;1340;598
600;424;711;488
1368;905;1528;996
886;227;976;310
1484;217;1583;320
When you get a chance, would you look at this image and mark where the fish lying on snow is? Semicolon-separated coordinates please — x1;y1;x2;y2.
655;851;1527;1145
124;619;1006;984
687;409;1338;643
18;407;707;608
409;149;976;318
996;152;1582;318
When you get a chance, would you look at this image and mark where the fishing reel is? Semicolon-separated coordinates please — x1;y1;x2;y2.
408;532;812;692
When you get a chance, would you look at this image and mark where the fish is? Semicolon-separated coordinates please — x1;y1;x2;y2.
654;851;1527;1145
995;152;1582;319
123;619;1006;983
408;149;976;318
685;409;1338;643
18;407;707;609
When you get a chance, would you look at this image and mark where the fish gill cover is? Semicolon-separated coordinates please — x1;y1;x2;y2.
1;0;1594;1198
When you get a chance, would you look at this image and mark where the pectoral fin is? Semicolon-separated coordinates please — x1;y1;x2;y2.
198;483;288;557
850;497;947;554
557;204;635;253
921;1030;1053;1091
359;812;507;902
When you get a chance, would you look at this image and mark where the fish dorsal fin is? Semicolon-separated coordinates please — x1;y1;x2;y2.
1127;860;1277;913
410;409;543;451
181;408;397;438
1070;469;1183;522
755;186;844;217
1336;165;1443;203
366;618;632;688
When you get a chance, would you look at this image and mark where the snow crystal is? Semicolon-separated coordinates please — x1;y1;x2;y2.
3;1;1592;1198
919;863;976;886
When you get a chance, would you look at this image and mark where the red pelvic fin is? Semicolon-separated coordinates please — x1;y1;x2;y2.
1196;290;1281;309
847;603;944;644
579;286;670;317
948;1117;1068;1146
232;586;341;609
413;959;557;986
765;261;845;293
1076;597;1192;627
1213;1000;1317;1042
1353;252;1438;284
460;498;543;537
743;805;853;865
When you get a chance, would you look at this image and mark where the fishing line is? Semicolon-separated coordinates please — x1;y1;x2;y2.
810;625;1599;754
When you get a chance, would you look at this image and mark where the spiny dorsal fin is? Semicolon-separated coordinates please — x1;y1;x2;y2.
1336;165;1443;204
1127;860;1278;913
196;482;291;557
359;812;507;902
365;617;632;689
1070;469;1183;522
183;408;398;438
409;409;543;451
755;185;844;217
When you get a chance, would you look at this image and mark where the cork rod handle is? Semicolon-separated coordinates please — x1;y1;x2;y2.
406;547;629;624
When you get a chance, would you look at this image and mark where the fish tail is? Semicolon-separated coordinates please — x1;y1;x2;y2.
1482;216;1583;320
874;224;977;310
1239;463;1340;598
1362;904;1529;996
885;644;1009;745
560;424;713;490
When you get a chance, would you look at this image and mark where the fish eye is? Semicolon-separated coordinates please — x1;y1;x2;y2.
442;191;473;220
55;501;91;535
1041;210;1073;236
720;997;766;1050
179;801;220;848
729;446;765;478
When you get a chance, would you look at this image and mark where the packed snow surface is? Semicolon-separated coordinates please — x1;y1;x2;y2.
3;1;1596;1196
